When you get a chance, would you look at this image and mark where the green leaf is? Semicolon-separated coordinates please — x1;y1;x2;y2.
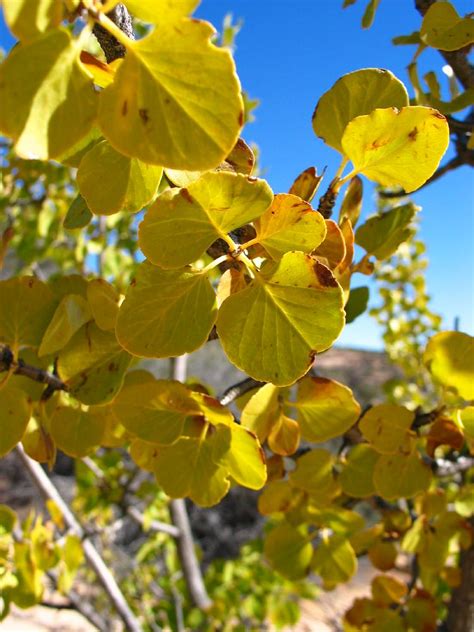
49;406;106;457
0;386;32;457
420;2;474;51
77;140;163;215
39;294;92;357
355;204;418;260
0;29;97;160
63;195;93;230
340;444;379;498
342;106;450;193
312;535;357;589
98;19;243;170
291;377;360;442
124;0;200;24
345;286;369;323
423;331;474;401
264;523;313;580
373;452;432;500
57;322;132;405
139;172;273;268
2;0;63;42
0;505;17;534
152;433;230;506
87;279;120;332
359;404;415;455
253;194;327;260
217;252;345;385
116;261;217;358
112;380;202;445
0;277;57;353
312;68;409;152
362;0;381;29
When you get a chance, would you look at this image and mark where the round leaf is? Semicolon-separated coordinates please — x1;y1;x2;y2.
2;0;63;42
50;406;106;458
373;452;432;500
340;444;379;498
99;19;243;170
423;331;474;401
217;253;345;385
264;523;313;580
359;404;414;455
139;172;273;268
312;68;408;152
77;140;163;215
341;106;450;192
116;261;217;358
124;0;200;24
312;536;357;589
39;294;92;357
0;386;32;457
420;2;474;51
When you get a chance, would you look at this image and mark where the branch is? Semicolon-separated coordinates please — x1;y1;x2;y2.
127;506;180;539
0;345;68;395
93;4;135;63
219;377;265;407
14;445;144;632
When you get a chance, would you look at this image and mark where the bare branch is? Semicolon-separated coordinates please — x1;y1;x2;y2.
93;4;135;63
127;506;180;539
0;345;68;395
14;444;144;632
219;377;265;407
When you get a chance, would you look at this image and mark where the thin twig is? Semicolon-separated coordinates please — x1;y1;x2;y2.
0;345;68;393
168;356;212;611
127;506;180;539
14;444;144;632
219;377;265;406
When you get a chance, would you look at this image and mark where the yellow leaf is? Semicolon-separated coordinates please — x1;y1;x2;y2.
312;220;346;269
288;166;323;202
341;106;449;192
241;383;281;442
124;0;200;24
116;261;217;358
77;140;163;215
312;68;408;152
0;277;57;353
112;380;202;445
99;19;243;170
0;385;32;457
139;172;273;268
312;535;357;589
80;51;118;89
371;574;407;606
421;2;474;51
0;29;97;160
22;417;56;466
340;444;379;498
217;252;345;386
57;322;131;405
2;0;63;42
423;331;474;401
267;413;300;456
218;425;267;490
264;523;313;580
289;449;335;496
258;480;303;516
292;376;361;442
368;540;398;571
373;452;432;500
49;406;106;457
359;404;414;455
39;294;92;357
87;279;120;332
253;194;327;260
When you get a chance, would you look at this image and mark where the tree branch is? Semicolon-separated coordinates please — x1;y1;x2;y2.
219;377;265;407
93;4;135;63
14;444;144;632
0;345;68;395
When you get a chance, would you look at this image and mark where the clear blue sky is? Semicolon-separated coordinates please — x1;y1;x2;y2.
0;1;472;350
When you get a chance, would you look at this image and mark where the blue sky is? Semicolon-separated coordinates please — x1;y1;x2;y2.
0;1;472;350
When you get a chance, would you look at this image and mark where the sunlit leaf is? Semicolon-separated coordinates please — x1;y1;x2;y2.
359;404;414;455
340;444;379;498
373;452;432;500
289;449;335;495
241;383;281;441
264;523;313;580
420;2;474;51
312;535;357;589
291;376;360;442
0;30;97;160
80;51;118;89
87;279;120;331
139;172;273;268
217;425;267;490
312;220;346;269
217;252;345;385
368;540;398;571
371;574;407;606
99;19;243;170
258;480;303;516
0;277;57;353
58;323;131;405
49;406;106;457
267;413;300;456
288;166;323;203
2;0;63;42
39;294;92;357
355;204;417;259
116;261;217;358
77;140;163;215
112;380;202;445
22;417;56;466
253;194;327;260
342;106;450;192
312;68;408;152
339;176;363;227
0;385;32;457
423;331;474;401
123;0;200;24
